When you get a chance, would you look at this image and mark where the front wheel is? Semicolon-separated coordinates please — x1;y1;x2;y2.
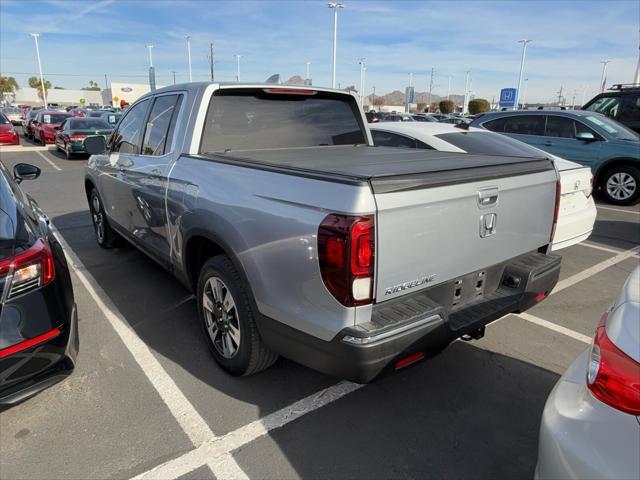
65;144;75;160
197;255;277;376
601;166;640;205
89;189;121;248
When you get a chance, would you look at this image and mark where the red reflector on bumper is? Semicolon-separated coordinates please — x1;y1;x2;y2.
535;292;547;302
395;352;426;370
0;327;61;359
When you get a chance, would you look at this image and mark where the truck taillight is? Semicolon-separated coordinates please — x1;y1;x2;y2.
318;214;375;307
550;179;561;242
587;311;640;415
0;239;55;299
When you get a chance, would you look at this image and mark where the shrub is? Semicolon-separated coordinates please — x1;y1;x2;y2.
439;100;454;114
468;98;491;115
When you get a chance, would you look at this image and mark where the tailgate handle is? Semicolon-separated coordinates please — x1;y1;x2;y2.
477;187;499;208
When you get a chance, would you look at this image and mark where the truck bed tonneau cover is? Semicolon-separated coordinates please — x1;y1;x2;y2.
200;145;554;193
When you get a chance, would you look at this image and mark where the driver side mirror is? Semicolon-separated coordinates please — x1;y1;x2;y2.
84;135;107;155
13;163;41;183
576;131;598;142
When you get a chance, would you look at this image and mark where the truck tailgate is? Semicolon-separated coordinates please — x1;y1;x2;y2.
372;157;558;302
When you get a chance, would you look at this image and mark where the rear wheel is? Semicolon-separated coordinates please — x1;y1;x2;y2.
601;165;640;205
89;188;121;248
197;255;277;376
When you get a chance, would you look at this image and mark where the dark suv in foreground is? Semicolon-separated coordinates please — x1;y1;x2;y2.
0;162;78;408
583;83;640;133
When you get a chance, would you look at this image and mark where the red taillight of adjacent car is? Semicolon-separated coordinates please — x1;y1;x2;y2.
0;327;61;359
69;134;86;141
587;311;640;415
0;239;55;299
318;214;375;307
550;178;561;242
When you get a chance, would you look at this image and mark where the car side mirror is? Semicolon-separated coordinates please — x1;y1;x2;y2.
576;131;597;142
14;163;41;183
84;135;107;155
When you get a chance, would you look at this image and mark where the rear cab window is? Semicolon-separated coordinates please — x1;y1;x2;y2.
584;95;621;119
200;89;366;153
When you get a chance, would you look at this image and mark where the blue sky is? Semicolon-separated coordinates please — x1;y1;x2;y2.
1;0;638;102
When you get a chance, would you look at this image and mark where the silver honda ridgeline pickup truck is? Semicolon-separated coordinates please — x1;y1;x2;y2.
84;83;561;382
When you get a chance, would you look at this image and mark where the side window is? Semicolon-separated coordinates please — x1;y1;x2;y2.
371;130;417;149
111;99;150;154
502;115;545;136
584;96;621;119
141;94;183;156
58;119;67;130
620;95;640;123
482;117;507;132
544;116;575;138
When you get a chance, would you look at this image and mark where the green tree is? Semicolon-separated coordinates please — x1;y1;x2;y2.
82;80;101;91
28;76;51;101
439;100;455;114
0;76;19;103
468;98;491;115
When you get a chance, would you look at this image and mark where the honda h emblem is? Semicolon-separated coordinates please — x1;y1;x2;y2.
480;213;497;238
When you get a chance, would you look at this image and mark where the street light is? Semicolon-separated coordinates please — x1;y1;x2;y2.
522;78;529;108
515;39;532;110
463;70;470;114
305;61;311;81
186;36;193;82
358;58;366;104
235;54;242;82
145;44;154;68
29;33;47;109
599;60;611;92
327;3;344;88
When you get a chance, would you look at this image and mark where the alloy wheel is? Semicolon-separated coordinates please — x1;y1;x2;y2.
606;172;637;201
202;276;240;359
91;194;105;243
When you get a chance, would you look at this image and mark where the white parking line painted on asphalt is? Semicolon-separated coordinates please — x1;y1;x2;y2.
551;245;640;296
517;312;592;344
36;150;62;171
578;241;637;255
51;225;249;480
133;381;364;480
597;205;640;215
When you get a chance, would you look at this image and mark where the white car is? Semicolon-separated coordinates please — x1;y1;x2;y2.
536;267;640;480
370;122;597;251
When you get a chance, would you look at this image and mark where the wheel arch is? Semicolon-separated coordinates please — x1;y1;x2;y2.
594;158;640;188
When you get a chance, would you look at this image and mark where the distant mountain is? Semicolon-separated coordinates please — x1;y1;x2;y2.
368;90;465;107
285;75;305;85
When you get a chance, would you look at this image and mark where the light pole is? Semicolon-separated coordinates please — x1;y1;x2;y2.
305;61;311;81
463;70;470;114
171;71;177;84
30;33;47;108
358;58;366;104
515;39;532;110
235;54;242;82
146;44;154;67
327;3;344;88
599;60;611;92
521;78;529;108
447;75;452;101
186;36;193;82
427;67;435;110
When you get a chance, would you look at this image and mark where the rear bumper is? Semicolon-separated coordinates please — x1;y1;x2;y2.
552;198;597;251
0;304;78;409
260;251;561;383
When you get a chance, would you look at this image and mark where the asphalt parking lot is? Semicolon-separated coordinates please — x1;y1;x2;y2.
1;142;639;480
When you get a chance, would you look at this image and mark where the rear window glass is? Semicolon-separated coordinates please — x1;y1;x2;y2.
435;132;544;157
69;119;111;129
200;90;366;152
42;114;70;124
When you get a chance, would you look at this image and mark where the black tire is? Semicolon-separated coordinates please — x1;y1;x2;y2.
197;255;277;376
601;165;640;206
89;188;121;248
